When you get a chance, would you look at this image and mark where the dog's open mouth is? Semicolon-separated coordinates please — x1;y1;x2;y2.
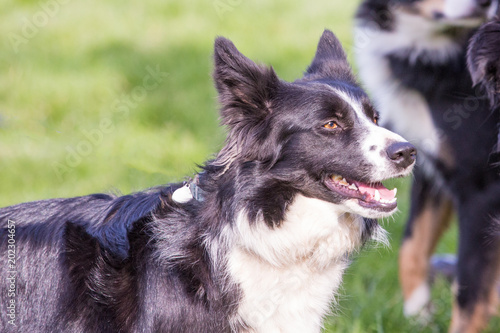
325;174;397;211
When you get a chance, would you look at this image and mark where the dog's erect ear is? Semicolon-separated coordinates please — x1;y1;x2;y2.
213;37;279;126
213;37;282;164
303;30;355;82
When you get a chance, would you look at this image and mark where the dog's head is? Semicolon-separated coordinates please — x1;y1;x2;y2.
212;30;416;219
468;20;500;105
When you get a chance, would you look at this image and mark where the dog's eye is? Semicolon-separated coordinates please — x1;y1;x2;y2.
373;117;379;125
323;121;338;130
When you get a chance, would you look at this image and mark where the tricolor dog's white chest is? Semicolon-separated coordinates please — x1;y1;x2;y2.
227;195;371;332
354;18;453;159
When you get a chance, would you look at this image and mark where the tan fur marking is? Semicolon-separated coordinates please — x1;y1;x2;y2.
413;0;447;19
450;301;491;333
439;140;456;170
449;249;500;333
399;198;453;300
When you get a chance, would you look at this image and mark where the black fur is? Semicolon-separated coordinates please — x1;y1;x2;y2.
356;0;396;31
468;19;500;160
1;186;240;332
1;30;412;332
468;20;500;106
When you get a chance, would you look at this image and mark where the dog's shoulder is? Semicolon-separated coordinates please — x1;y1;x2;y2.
83;185;178;258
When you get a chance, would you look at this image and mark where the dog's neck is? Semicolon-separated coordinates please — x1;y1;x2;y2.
223;194;374;332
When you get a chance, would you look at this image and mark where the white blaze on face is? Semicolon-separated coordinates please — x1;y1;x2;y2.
334;89;411;181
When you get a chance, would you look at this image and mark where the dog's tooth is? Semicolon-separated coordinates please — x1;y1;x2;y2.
393;188;398;197
340;178;349;186
348;183;358;191
374;189;381;201
381;197;397;204
332;175;342;182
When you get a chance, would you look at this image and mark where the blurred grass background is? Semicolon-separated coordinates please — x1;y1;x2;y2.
1;0;497;332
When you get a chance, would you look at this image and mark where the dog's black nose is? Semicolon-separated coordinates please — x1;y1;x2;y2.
387;142;417;169
477;0;491;7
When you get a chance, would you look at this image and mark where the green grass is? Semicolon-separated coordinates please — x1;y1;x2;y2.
0;0;359;204
1;0;499;331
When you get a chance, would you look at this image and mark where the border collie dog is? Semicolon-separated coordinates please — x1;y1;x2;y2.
0;30;416;332
355;1;500;332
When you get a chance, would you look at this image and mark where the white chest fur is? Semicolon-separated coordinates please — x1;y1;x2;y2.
227;195;369;332
354;37;441;158
353;14;462;159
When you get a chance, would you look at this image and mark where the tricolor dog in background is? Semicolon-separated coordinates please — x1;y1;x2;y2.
0;30;415;332
355;0;500;332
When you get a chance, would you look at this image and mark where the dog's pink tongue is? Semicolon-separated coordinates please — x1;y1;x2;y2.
355;182;395;200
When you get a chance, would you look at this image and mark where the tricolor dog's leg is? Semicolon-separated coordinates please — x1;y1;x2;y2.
449;198;500;333
400;167;454;318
